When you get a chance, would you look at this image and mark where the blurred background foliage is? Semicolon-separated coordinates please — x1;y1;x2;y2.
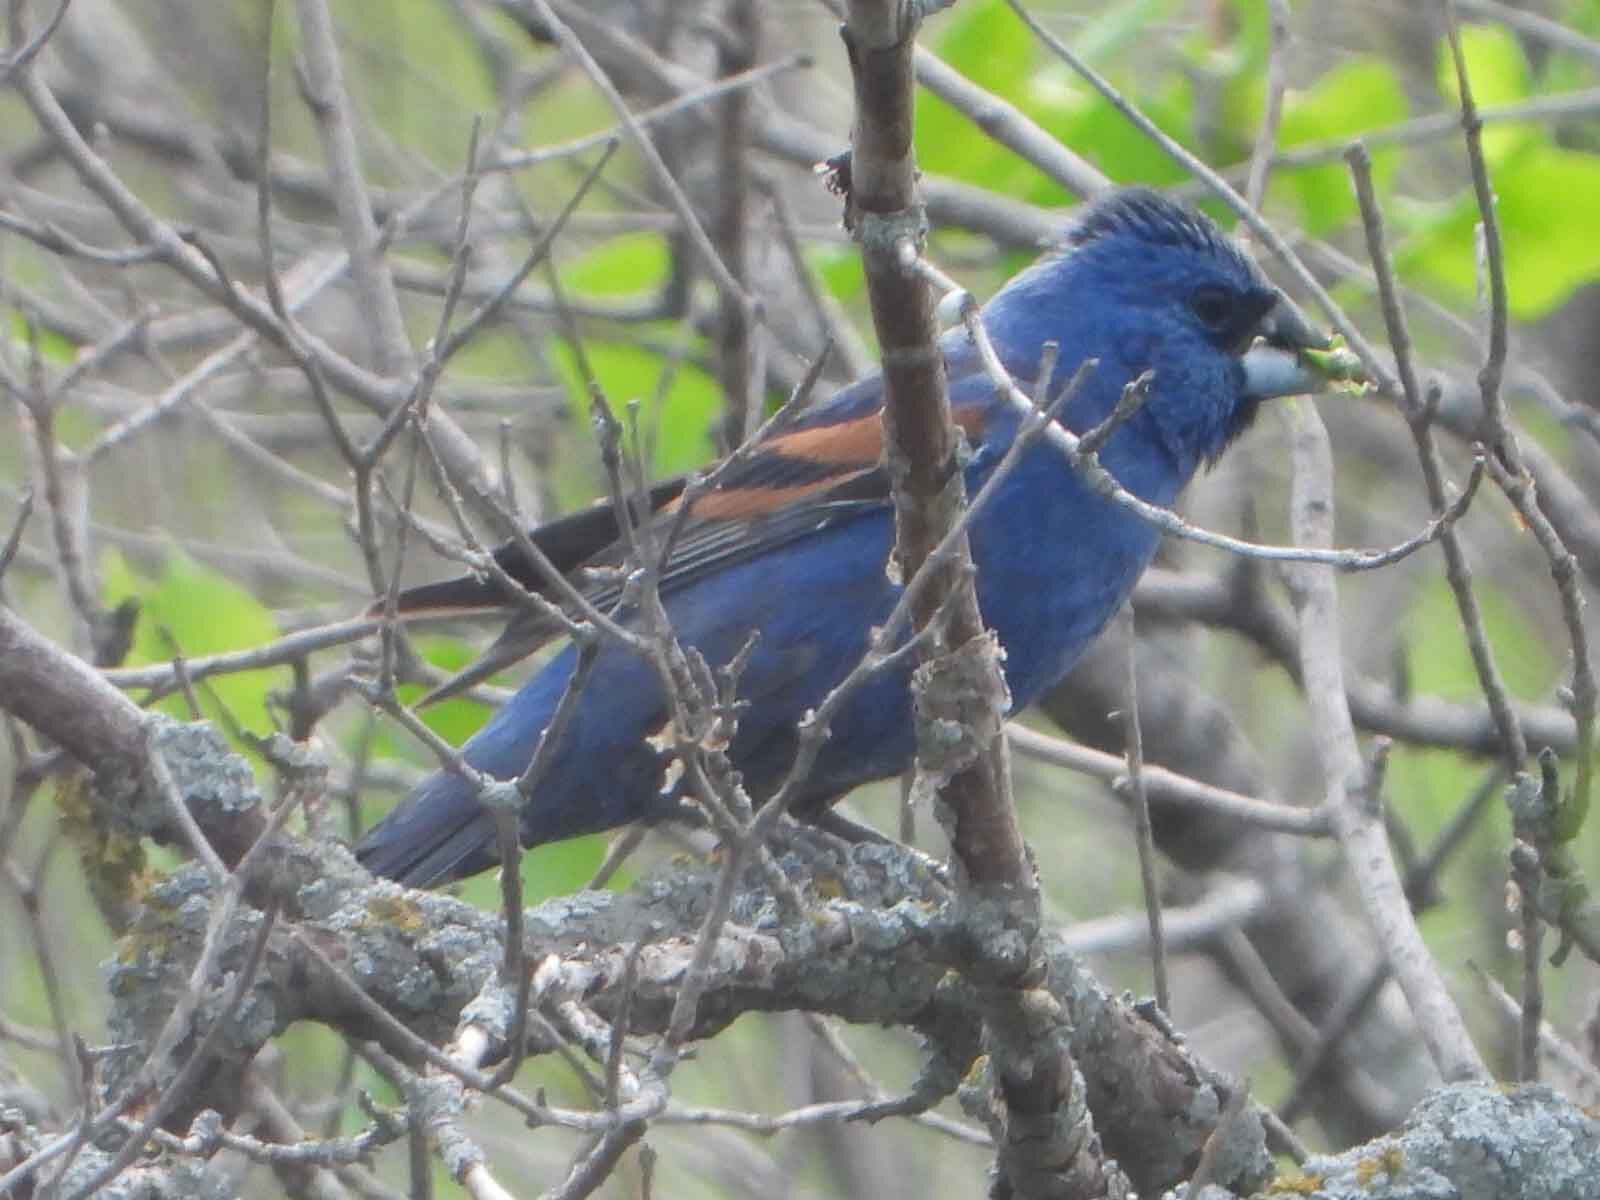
5;0;1600;1195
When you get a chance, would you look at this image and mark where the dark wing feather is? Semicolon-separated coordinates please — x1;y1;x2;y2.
418;470;890;706
393;371;994;705
380;474;690;618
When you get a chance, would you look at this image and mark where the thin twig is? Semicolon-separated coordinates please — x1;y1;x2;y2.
956;290;1482;571
1118;607;1167;1013
1345;144;1525;770
1006;723;1331;837
0;0;72;79
1244;0;1291;211
0;488;34;583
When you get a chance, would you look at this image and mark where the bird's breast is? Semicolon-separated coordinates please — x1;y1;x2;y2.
967;439;1164;709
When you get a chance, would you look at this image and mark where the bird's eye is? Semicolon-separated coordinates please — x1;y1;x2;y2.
1189;285;1235;332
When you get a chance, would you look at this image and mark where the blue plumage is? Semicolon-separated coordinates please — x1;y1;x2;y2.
356;188;1330;887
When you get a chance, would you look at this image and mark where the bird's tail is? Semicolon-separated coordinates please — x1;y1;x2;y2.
355;637;658;887
354;768;501;887
356;629;677;888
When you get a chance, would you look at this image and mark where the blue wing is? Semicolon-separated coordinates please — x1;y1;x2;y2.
387;363;997;704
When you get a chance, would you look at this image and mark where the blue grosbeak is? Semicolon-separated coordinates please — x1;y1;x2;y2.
357;188;1331;887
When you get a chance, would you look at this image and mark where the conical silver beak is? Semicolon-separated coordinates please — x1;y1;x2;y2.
1240;294;1342;400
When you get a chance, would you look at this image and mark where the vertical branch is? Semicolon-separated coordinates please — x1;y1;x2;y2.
17;379;103;657
1444;3;1515;465
523;0;753;312
841;4;1121;1196
842;0;1025;891
1344;145;1526;775
1119;608;1168;1013
1283;393;1488;1083
1244;0;1292;211
716;0;759;448
1445;0;1600;1067
292;0;413;375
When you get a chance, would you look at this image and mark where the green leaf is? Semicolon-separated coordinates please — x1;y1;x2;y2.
921;88;1043;195
1436;22;1530;107
561;233;671;296
1385;573;1554;849
396;634;495;748
454;832;628;908
1208;0;1273;158
101;546;280;736
915;89;1040;190
371;656;633;907
1276;58;1408;234
1436;23;1535;162
1402;143;1600;319
550;339;718;486
1071;0;1174;67
811;247;865;307
7;310;77;365
1542;30;1600;101
934;0;1033;95
1494;146;1600;315
443;324;532;383
1405;570;1554;701
918;0;1173;198
1035;72;1193;188
347;0;495;166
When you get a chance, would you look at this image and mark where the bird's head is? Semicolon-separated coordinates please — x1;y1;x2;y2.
982;187;1330;481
